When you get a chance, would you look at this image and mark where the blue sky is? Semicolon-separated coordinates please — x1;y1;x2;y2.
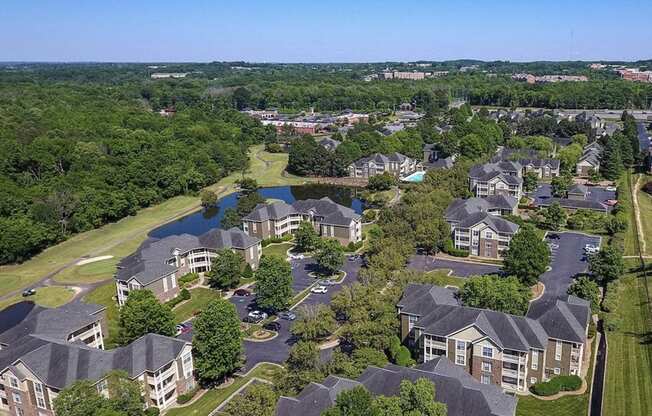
1;0;651;62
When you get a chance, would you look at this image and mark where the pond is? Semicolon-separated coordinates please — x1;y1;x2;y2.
149;184;367;238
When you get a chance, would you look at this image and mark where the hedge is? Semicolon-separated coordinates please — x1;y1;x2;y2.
443;239;470;257
261;234;293;247
178;272;199;288
167;288;191;309
176;387;199;404
530;375;582;396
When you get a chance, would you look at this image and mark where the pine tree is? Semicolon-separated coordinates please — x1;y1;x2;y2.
600;137;623;180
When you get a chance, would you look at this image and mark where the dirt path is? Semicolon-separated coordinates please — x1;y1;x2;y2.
255;149;273;168
632;174;646;254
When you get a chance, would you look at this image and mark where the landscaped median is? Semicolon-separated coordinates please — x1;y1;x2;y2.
166;363;281;416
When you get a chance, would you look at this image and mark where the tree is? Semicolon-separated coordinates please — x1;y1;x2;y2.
53;380;108;416
295;221;320;252
367;172;397;191
223;383;277;416
605;214;627;235
200;189;218;207
523;171;539;193
315;239;345;275
232;87;252;110
571;134;588;147
237;177;259;194
255;255;293;313
568;276;600;312
414;218;449;255
206;248;244;289
503;227;550;286
291;304;337;342
558;143;583;174
600;137;623;180
459;275;531;315
551;175;572;198
398;378;447;416
221;208;242;229
117;290;175;345
543;202;567;231
236;192;265;217
322;386;375;416
105;371;145;416
589;246;624;284
278;341;324;395
193;299;243;384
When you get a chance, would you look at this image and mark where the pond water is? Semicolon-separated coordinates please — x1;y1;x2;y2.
149;184;367;238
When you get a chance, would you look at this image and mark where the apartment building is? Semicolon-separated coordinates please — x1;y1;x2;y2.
444;196;519;259
348;152;423;179
242;198;362;246
576;142;602;177
397;284;591;393
115;227;261;306
0;302;106;351
260;120;322;135
0;333;194;414
519;159;560;178
276;359;516;416
469;162;523;199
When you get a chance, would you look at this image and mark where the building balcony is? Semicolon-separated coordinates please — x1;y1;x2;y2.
503;354;526;364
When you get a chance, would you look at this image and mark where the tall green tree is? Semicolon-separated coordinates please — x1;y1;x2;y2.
117;290;175;345
207;248;244;289
397;378;447;416
221;208;242;229
255;255;293;313
192;299;243;384
295;221;320;252
200;189;218;207
291;304;337;342
600;137;623;180
551;175;572;198
523;171;539;193
589;246;624;284
459;275;531;315
503;227;550;286
543;201;567;231
53;380;108;416
322;386;375;416
223;383;278;416
315;239;345;275
568;276;600;312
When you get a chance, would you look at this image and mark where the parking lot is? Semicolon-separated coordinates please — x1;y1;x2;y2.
532;183;616;206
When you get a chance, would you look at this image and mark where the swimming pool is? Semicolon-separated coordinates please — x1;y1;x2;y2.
402;171;426;183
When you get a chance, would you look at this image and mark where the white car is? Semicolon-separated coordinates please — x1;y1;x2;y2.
584;245;599;254
311;285;328;294
605;186;617;192
247;310;268;320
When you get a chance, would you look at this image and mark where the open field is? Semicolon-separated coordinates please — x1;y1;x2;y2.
262;242;294;258
53;257;120;284
84;282;120;348
636;174;652;256
603;262;652;416
166;363;280;416
173;288;222;323
0;286;76;311
0;145;308;301
621;172;639;256
425;270;467;288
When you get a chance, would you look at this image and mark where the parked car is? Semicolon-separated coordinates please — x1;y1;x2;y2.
318;279;336;286
22;288;36;297
311;285;328;294
243;315;262;324
605;186;617;192
234;288;251;296
263;321;281;331
278;311;296;321
548;243;559;249
604;199;618;206
348;254;359;261
584;244;599;254
547;233;560;240
175;323;192;335
248;310;268;320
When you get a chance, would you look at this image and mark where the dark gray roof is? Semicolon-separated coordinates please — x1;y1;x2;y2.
426;156;455;169
0;302;105;346
318;137;341;151
352;152;410;167
116;227;260;285
519;159;560;170
469;162;523;185
243;198;360;227
399;284;589;348
0;333;188;390
445;196;517;223
456;212;519;234
538;198;607;212
276;359;516;416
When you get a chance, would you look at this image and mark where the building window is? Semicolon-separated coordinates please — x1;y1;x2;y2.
530;377;537;384
36;397;46;409
455;354;465;366
555;340;562;361
34;382;46;409
481;374;491;385
485;231;493;239
531;350;539;370
12;393;21;404
15;408;24;416
482;362;492;372
554;368;561;375
455;340;466;366
482;346;493;358
407;315;419;331
9;377;18;389
182;353;194;379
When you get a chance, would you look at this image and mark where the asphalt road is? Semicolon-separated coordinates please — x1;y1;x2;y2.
407;255;501;277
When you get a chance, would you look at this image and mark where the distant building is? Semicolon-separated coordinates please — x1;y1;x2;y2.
423;144;455;170
115;228;262;306
242;198;362;246
512;73;588;84
348;153;422;179
576;142;602;177
468;162;523;199
519;159;560;178
243;109;279;120
317;137;341;151
618;68;652;83
261;120;322;135
150;72;188;79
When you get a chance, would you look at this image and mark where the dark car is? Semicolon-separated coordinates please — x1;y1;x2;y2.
263;321;281;331
243;315;263;324
234;288;251;296
22;288;36;297
547;233;560;240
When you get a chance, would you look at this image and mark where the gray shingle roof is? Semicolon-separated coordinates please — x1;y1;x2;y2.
445;196;517;223
519;159;560;170
526;295;590;344
116;227;260;285
469;162;523;185
538;198;607;212
352;152;410;167
0;302;105;346
276;358;516;416
243;198;360;227
456;212;519;234
318;137;341;151
0;333;188;390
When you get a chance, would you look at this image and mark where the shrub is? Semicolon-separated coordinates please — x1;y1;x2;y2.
176;387;199;404
362;209;377;222
179;272;199;287
167;288;191;308
346;240;364;252
265;143;283;153
261;234;293;247
530;375;582;396
443;239;469;257
144;407;160;416
394;346;415;367
587;319;597;338
242;263;254;279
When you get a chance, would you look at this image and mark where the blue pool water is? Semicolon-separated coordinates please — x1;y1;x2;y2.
402;171;426;183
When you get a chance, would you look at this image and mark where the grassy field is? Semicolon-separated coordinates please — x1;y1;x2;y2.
636;174;652;256
516;336;596;416
0;286;76;310
166;363;280;416
621;172;639;256
603;262;652;416
84;282;120;348
262;242;294;258
0;145;308;300
425;270;467;288
173;288;222;323
53;258;119;284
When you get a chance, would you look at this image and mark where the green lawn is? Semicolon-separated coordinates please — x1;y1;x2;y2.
603;264;652;416
53;258;119;284
516;336;596;416
0;286;76;310
262;242;294;258
173;288;222;323
0;145;308;299
166;363;281;416
636;174;652;256
620;172;639;256
84;282;120;348
424;270;467;288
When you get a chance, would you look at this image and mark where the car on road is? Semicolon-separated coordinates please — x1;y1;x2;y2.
263;321;281;331
290;253;305;260
234;289;251;296
311;285;328;294
22;288;36;297
318;279;337;286
247;310;268;321
278;311;296;321
175;322;192;335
